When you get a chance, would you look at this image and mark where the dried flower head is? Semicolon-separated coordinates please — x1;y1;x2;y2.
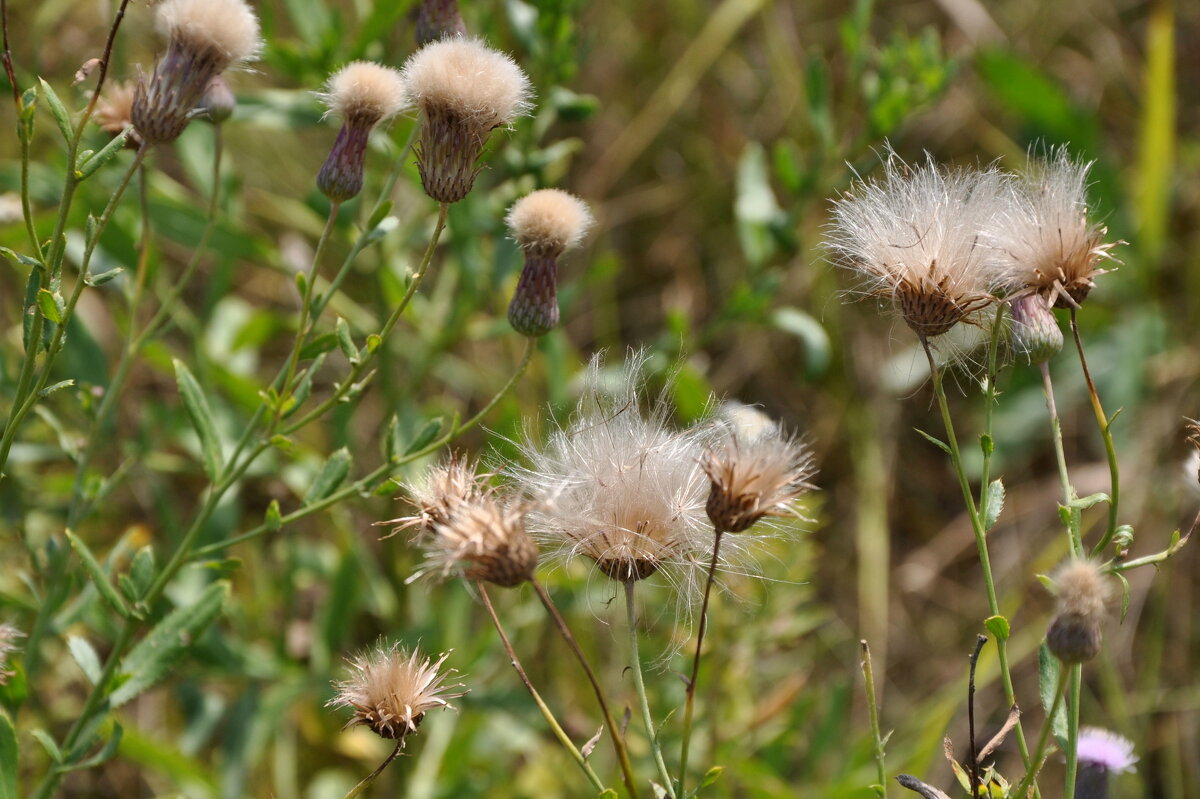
133;0;262;144
701;404;815;533
401;37;533;203
986;148;1120;308
827;152;1004;338
94;80;139;145
0;623;22;685
316;61;409;201
1046;558;1110;664
377;457;486;539
328;642;465;741
513;351;719;585
414;0;467;45
1008;293;1063;365
506;189;593;337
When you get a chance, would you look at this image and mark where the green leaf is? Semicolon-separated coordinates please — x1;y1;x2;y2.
66;530;132;619
0;712;17;799
599;791;619;799
335;317;357;362
701;765;725;787
38;379;75;399
128;546;156;599
38;78;74;144
366;200;393;231
298;333;337;360
914;428;951;455
1115;572;1131;623
384;415;402;463
173;359;223;481
304;447;352;505
983;614;1010;641
29;727;61;765
108;581;229;708
66;722;123;772
979;433;994;457
265;499;283;531
982;478;1005;531
37;288;64;324
67;635;103;685
1037;643;1067;741
405;417;444;455
363;215;399;244
0;246;43;268
76;127;131;179
1067;492;1110;510
84;267;125;287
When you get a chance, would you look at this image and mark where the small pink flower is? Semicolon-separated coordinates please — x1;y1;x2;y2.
1077;727;1137;774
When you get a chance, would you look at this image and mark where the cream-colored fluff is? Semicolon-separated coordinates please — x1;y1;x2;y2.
1051;558;1110;620
321;61;408;123
156;0;262;65
506;189;592;253
402;36;532;127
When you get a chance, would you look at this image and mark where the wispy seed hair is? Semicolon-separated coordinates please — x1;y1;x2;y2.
506;189;593;255
401;36;533;129
156;0;262;67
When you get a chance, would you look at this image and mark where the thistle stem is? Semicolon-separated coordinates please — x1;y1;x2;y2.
678;528;724;797
920;338;1034;778
624;580;677;798
533;577;641;799
1039;363;1083;558
476;582;607;793
1013;666;1069;799
1068;311;1121;557
341;741;404;799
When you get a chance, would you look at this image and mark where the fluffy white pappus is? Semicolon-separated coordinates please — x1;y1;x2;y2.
985;147;1119;307
320;61;409;124
826;151;1006;337
156;0;262;66
1051;558;1110;620
401;36;532;128
510;351;734;597
506;189;593;255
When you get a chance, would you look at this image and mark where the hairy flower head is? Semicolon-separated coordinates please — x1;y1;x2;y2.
320;61;409;125
156;0;262;67
986;148;1120;308
827;151;1005;338
1077;727;1137;774
1046;558;1110;664
701;404;816;533
507;189;593;256
512;352;721;586
328;642;465;741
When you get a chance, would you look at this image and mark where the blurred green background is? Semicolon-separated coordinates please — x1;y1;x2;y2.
0;0;1197;796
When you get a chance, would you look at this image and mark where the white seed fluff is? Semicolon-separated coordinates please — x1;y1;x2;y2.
320;61;409;123
402;37;532;128
506;189;593;254
156;0;262;66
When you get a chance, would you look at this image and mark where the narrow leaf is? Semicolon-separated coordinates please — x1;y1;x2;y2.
66;530;132;619
173;359;223;480
1067;492;1110;510
67;635;103;685
109;581;229;708
304;447;352;505
335;317;356;362
38;78;74;144
84;267;124;287
298;333;337;360
701;765;725;787
67;722;123;771
38;379;75;398
1037;644;1067;740
77;127;131;179
1116;572;1131;623
405;417;444;455
914;428;951;455
0;712;17;799
982;479;1005;531
37;288;64;323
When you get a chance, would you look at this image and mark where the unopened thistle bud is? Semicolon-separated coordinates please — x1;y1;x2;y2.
401;37;532;203
1046;558;1110;664
132;0;261;145
316;61;409;202
505;189;593;337
328;642;465;742
1009;293;1062;364
93;81;142;149
701;405;815;533
197;76;236;124
414;0;467;45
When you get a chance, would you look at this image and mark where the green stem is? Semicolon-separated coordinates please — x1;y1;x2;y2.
920;339;1034;776
1063;664;1081;799
1068;312;1121;557
1039;363;1082;557
533;577;641;799
1012;667;1068;799
624;580;676;798
477;582;607;793
678;529;724;797
341;741;404;799
860;640;888;798
977;304;1006;520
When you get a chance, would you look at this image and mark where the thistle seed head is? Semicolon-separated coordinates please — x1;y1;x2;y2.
377;457;486;540
328;642;465;741
1046;558;1110;664
505;190;592;337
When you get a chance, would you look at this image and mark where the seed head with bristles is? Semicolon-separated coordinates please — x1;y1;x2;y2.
133;0;262;144
511;351;722;587
376;457;486;540
986;148;1120;308
1046;558;1111;664
505;189;593;337
401;37;532;203
826;151;1005;338
328;642;465;741
701;404;816;534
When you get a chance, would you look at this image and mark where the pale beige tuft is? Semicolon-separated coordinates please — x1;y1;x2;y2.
328;642;465;741
94;81;137;136
1051;558;1110;620
376;457;485;539
320;61;409;123
156;0;262;67
506;189;593;255
0;624;22;685
402;36;532;128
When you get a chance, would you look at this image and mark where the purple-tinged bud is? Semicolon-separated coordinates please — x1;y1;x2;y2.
197;76;236;124
1009;293;1062;364
415;0;467;46
315;62;408;203
504;190;592;337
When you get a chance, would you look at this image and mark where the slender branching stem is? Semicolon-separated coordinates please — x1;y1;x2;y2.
1068;311;1121;556
1013;666;1068;799
678;528;724;797
341;741;405;799
978;304;1006;521
1038;363;1083;558
532;577;641;799
860;640;888;798
1063;664;1082;799
920;338;1034;777
476;582;608;793
624;580;677;798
